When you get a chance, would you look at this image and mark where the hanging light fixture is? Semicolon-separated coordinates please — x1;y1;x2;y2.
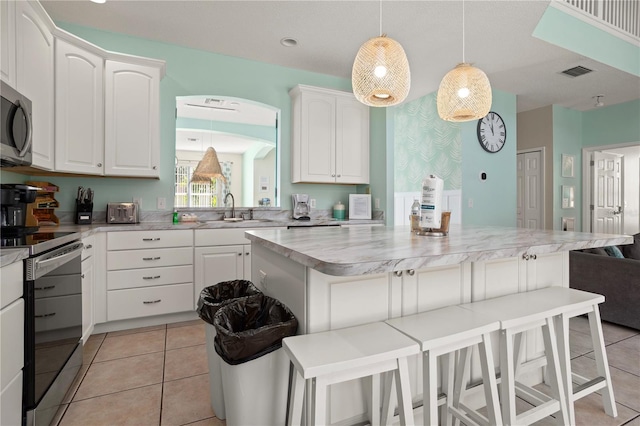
352;0;410;107
437;0;492;122
593;95;605;107
190;147;226;184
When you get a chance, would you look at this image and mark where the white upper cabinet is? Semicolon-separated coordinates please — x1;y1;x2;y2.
1;1;16;87
15;1;55;170
55;38;104;175
104;60;161;178
290;85;369;184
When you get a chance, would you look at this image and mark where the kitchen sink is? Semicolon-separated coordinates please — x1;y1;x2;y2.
205;219;273;223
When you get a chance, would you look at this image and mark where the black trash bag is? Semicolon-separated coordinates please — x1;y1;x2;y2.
196;280;261;325
213;293;298;365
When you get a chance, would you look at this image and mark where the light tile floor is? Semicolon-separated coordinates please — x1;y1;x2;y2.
55;317;639;426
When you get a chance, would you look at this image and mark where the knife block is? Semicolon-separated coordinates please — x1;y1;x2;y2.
75;201;93;224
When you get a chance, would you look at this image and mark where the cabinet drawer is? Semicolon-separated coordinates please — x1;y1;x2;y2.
107;282;193;321
0;262;23;310
1;299;24;390
108;265;193;290
35;294;81;332
107;247;193;270
82;235;95;261
0;371;22;426
108;230;193;250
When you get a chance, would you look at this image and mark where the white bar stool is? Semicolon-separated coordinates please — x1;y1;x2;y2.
460;289;570;426
283;321;420;426
386;305;503;426
532;287;617;424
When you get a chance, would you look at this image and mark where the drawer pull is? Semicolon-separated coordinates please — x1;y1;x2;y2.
143;299;162;304
35;285;55;290
142;257;161;261
85;244;93;249
143;275;161;280
407;269;415;276
35;312;56;318
245;252;250;256
238;253;242;256
142;238;161;241
393;271;403;277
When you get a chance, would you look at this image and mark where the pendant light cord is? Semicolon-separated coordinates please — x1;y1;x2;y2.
379;0;383;36
462;0;465;63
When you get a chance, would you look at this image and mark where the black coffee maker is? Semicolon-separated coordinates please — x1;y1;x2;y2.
1;184;40;236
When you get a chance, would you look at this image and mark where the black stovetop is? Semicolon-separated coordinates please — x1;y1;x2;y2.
0;230;81;255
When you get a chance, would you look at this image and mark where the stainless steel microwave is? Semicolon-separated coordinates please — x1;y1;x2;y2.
1;80;32;167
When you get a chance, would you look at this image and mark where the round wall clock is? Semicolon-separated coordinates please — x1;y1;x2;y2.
477;111;506;153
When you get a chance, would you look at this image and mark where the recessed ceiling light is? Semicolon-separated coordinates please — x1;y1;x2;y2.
280;38;298;47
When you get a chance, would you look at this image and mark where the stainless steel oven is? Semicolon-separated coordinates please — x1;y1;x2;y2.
17;233;83;426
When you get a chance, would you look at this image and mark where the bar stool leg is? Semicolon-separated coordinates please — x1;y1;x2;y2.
369;374;381;425
381;371;395;426
395;357;415;426
313;376;329;426
499;328;517;425
556;313;576;425
478;333;503;426
442;352;455;426
451;348;471;426
588;308;617;418
287;366;305;426
541;317;569;425
423;350;439;426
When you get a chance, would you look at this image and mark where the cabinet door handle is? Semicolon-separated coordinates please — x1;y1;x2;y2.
337;174;341;178
143;275;161;280
143;299;161;304
532;254;537;260
152;166;158;170
81;274;85;279
245;252;250;256
35;312;56;318
142;256;161;261
331;174;336;177
522;254;530;260
35;285;55;290
85;244;93;249
97;163;102;167
238;253;242;256
393;271;403;277
407;269;415;276
142;238;161;241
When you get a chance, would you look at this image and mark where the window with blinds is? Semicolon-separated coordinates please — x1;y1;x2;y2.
175;165;222;208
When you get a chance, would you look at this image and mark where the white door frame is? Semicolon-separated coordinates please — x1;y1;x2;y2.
581;141;639;232
517;147;546;229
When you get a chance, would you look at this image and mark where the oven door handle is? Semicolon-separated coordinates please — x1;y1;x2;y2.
31;242;84;279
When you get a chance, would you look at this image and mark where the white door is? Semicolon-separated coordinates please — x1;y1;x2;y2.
592;151;623;233
517;151;543;229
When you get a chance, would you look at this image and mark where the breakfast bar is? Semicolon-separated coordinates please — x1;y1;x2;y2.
246;225;631;424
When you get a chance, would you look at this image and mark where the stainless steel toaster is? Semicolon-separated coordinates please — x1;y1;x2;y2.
107;202;140;224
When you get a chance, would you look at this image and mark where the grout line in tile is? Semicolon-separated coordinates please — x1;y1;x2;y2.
621;413;640;425
70;382;164;403
159;324;168;426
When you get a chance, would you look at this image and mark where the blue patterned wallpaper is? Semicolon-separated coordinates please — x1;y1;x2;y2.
394;93;462;192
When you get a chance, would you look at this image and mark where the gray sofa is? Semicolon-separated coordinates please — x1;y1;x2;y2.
569;233;640;330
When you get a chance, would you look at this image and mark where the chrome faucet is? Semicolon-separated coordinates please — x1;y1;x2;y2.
224;192;235;219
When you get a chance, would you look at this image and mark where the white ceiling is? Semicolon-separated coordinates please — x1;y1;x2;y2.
41;0;640;113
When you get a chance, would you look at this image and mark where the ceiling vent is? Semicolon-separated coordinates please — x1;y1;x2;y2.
560;66;593;78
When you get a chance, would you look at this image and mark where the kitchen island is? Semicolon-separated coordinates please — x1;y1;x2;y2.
246;225;631;424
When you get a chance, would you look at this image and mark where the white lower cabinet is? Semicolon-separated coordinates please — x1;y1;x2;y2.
194;228;284;306
1;262;24;426
105;230;193;322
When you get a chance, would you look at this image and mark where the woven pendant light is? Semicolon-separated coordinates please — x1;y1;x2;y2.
352;0;410;107
352;35;410;107
190;147;226;183
437;63;492;122
437;0;492;122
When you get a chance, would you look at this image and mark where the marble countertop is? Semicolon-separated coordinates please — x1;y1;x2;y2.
245;225;633;276
0;248;30;268
0;218;382;267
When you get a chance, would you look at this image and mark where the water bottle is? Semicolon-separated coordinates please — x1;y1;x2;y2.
410;199;420;231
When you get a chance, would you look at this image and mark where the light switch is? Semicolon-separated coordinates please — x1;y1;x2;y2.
157;197;166;210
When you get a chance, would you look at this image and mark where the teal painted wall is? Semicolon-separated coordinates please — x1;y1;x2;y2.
461;90;518;226
582;100;640;147
552;106;582;231
533;5;640;77
551;100;640;231
12;22;388;215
